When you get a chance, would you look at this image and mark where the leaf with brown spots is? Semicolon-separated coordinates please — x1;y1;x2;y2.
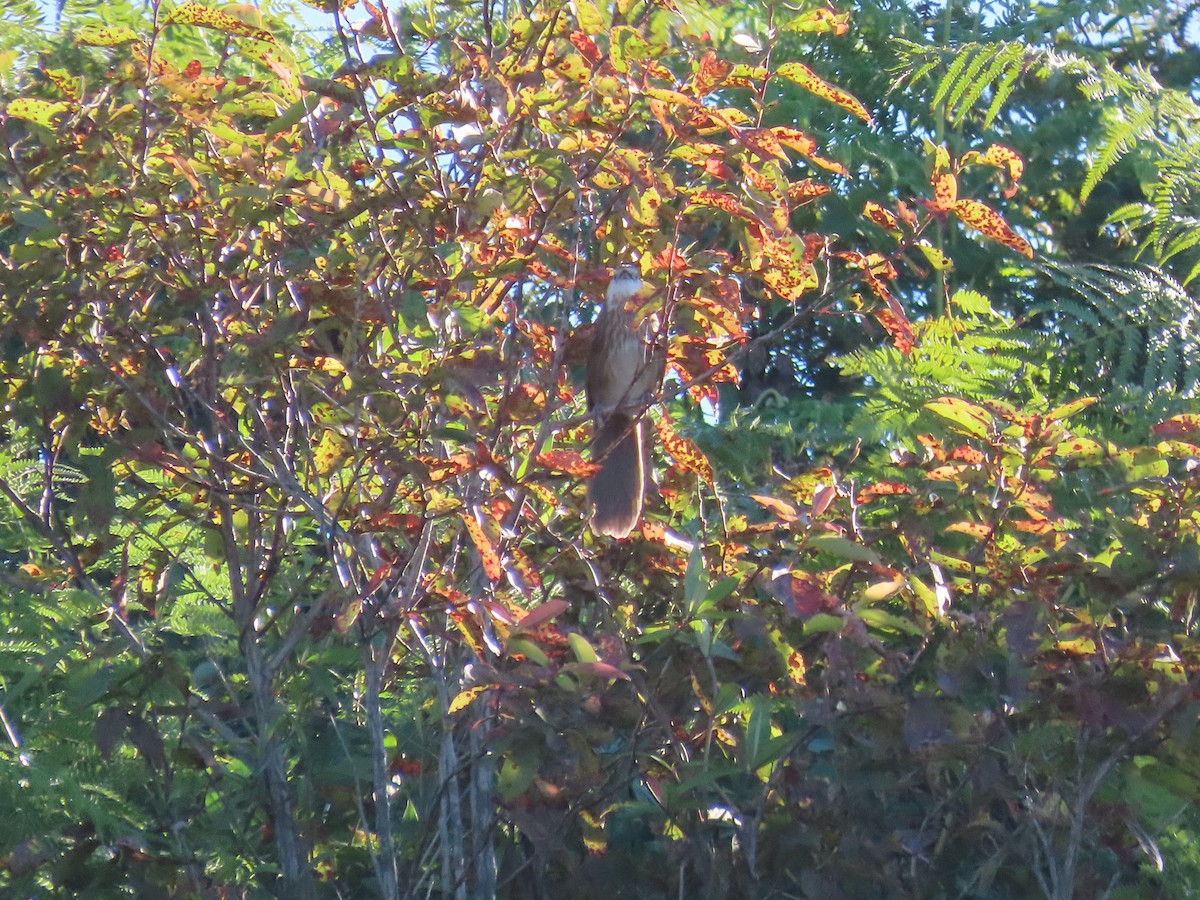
569;31;602;65
981;144;1024;198
685;189;754;220
953;199;1033;258
740;128;788;162
694;51;733;96
774;62;872;123
462;514;502;582
1151;415;1200;440
684;293;746;339
769;127;847;174
789;179;830;203
858;482;912;502
932;172;958;211
76;25;141;46
860;272;913;353
657;419;715;487
448;685;490;715
863;201;900;231
164;3;274;41
537;450;599;478
782;7;851;35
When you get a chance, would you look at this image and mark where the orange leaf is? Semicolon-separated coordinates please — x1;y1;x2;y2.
863;201;900;231
746;224;821;301
864;276;914;354
418;453;474;482
769;127;848;174
656;419;715;487
704;156;735;180
953;199;1033;258
537;450;600;478
789;179;830;203
694;51;733;96
569;30;602;64
751;494;799;522
932;172;958;211
857;482;911;502
462;514;502;582
774;62;872;123
740;128;788;161
647;97;677;139
684;293;746;339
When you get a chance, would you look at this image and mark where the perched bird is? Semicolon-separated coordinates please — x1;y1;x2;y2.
586;265;662;537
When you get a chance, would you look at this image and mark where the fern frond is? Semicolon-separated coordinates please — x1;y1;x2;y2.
1033;261;1200;399
891;39;1065;128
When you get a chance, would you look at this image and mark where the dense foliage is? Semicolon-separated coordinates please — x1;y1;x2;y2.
3;1;1200;898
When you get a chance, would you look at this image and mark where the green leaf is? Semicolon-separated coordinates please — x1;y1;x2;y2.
803;613;843;634
6;97;69;128
1046;397;1098;422
806;534;881;565
859;607;924;637
684;545;705;614
567;632;599;664
925;397;993;438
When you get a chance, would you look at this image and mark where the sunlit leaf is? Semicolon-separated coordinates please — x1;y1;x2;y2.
953;199;1033;258
774;61;872;123
164;3;275;42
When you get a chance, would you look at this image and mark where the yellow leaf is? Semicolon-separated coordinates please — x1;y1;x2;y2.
448;685;489;715
953;199;1033;258
775;62;872;123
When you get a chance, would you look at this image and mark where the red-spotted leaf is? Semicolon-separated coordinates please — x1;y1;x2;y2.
789;179;830;203
740;128;788;161
684;293;746;338
775;62;872;123
953;199;1033;258
858;482;911;502
863;275;914;354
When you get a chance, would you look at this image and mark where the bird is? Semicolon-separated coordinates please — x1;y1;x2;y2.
586;265;662;538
